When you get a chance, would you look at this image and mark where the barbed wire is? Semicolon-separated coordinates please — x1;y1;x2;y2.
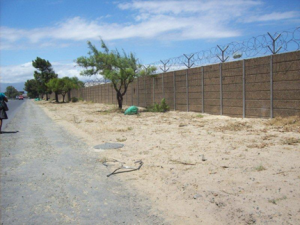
148;26;300;73
85;26;299;85
84;75;107;87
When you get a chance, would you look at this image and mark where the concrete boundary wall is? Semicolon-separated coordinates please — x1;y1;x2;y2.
70;51;300;118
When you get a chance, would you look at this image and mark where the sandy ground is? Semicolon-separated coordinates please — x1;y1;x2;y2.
36;100;300;225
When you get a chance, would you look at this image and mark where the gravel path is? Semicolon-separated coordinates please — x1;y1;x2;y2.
1;100;164;224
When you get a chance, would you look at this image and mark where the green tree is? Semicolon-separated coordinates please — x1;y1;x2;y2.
5;86;19;98
46;77;84;103
76;40;141;109
139;66;157;76
46;78;63;103
32;57;58;100
61;77;75;103
70;77;85;88
24;79;39;98
64;77;84;102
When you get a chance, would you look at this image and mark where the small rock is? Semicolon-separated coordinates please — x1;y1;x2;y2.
193;194;202;199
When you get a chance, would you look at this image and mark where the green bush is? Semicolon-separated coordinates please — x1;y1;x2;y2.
159;98;169;112
147;98;170;112
71;97;78;102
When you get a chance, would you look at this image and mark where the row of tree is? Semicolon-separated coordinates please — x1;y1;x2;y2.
25;57;84;102
25;40;155;107
46;77;84;103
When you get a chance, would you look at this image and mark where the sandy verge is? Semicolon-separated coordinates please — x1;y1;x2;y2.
36;100;300;225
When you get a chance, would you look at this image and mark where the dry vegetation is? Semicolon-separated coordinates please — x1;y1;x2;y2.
37;100;300;225
266;116;300;133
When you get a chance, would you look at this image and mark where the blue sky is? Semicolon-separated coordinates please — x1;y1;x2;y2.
0;0;299;85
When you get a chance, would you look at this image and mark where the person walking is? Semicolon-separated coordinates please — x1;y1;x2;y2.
0;92;8;134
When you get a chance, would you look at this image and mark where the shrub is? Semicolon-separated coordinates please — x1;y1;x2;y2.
159;98;169;112
254;165;266;172
147;98;170;112
71;97;78;102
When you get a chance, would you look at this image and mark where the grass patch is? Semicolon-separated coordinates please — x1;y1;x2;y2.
254;165;266;172
115;127;133;132
247;143;268;149
268;196;287;205
218;122;251;132
97;107;124;115
282;137;300;145
266;116;300;132
116;138;127;142
196;114;204;118
262;134;278;140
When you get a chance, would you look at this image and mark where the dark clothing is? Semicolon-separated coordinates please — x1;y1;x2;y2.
0;93;8;119
0;105;8;119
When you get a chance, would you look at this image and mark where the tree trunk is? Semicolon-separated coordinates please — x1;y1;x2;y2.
67;91;71;102
55;92;59;103
117;91;123;109
62;94;65;103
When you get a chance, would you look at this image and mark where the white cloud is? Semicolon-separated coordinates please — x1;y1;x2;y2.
0;0;299;50
0;62;34;83
52;62;87;80
0;27;26;43
118;0;261;15
244;11;300;23
0;61;85;83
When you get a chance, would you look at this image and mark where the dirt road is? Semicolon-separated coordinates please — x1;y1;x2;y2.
0;100;164;224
